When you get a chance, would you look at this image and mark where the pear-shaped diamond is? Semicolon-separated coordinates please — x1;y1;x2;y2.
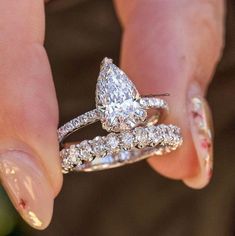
96;58;147;132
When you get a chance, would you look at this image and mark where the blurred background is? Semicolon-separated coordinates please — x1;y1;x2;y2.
0;0;235;235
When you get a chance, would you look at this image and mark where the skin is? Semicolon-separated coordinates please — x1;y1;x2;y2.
114;0;224;179
0;0;225;230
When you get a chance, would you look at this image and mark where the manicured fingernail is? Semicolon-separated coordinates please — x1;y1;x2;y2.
0;151;54;229
184;83;213;189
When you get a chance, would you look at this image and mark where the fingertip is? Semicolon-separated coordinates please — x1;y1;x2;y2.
51;159;63;197
32;129;63;197
147;126;199;180
182;91;214;189
0;150;55;230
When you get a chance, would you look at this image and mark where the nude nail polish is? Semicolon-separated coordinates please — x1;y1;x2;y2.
184;84;214;189
0;151;54;229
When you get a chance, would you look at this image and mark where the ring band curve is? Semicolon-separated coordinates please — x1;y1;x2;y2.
58;58;183;173
60;124;183;173
58;96;168;144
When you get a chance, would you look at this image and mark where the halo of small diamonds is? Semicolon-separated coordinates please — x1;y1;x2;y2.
60;124;182;173
57;96;168;143
57;58;169;143
96;58;169;132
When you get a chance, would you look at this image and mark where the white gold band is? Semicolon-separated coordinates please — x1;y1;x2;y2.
57;96;168;143
60;124;182;173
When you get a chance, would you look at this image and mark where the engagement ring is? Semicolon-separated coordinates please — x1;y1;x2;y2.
58;58;183;173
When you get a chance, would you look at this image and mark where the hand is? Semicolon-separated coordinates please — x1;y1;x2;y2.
0;0;225;231
0;0;62;230
114;0;224;188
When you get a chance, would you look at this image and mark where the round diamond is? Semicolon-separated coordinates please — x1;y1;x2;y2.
120;132;134;150
78;141;93;161
72;118;80;127
134;127;149;148
61;148;82;173
106;133;119;153
67;145;80;164
147;126;162;146
61;158;71;172
91;136;106;158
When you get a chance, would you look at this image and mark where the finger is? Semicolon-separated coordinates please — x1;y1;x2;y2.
0;0;62;229
114;0;224;188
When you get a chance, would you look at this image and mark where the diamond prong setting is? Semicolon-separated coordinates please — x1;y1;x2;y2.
61;124;183;173
96;58;147;132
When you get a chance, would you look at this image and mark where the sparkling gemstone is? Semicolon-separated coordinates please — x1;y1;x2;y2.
68;145;79;163
147;126;162;146
134;127;149;148
96;58;147;132
60;146;82;172
61;158;70;171
72;118;80;127
91;136;106;158
106;133;119;152
78;141;93;161
120;132;134;150
70;155;77;164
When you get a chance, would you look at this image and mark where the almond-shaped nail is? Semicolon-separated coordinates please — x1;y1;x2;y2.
0;151;54;229
184;84;214;189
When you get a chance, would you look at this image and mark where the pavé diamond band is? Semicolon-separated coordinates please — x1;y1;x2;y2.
58;58;183;173
58;96;168;143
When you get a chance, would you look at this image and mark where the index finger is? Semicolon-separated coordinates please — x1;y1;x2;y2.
115;0;224;188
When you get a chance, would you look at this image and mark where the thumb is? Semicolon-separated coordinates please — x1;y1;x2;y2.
0;0;62;229
115;0;225;188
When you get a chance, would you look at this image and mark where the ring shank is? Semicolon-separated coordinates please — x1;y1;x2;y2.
75;147;167;172
58;96;168;144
